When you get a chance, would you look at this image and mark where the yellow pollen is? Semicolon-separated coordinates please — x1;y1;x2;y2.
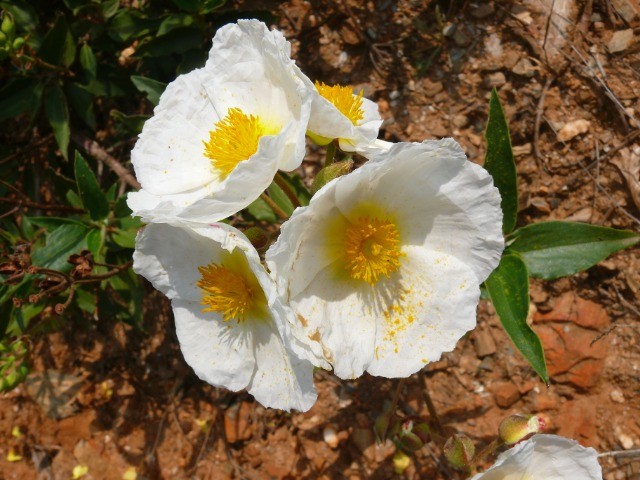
343;216;402;285
315;81;364;125
197;263;256;323
203;108;270;178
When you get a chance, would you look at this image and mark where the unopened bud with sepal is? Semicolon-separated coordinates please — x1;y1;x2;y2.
311;159;353;194
499;413;545;445
444;434;475;470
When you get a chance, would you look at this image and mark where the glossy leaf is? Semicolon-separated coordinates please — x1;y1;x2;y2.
74;152;109;220
44;84;70;159
79;43;97;78
485;254;548;383
38;14;76;67
31;224;89;272
101;0;119;18
130;75;166;106
484;88;517;234
507;221;640;279
0;78;43;122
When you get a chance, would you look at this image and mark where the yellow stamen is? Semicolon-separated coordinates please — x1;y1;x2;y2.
315;81;364;125
343;216;402;285
203;108;273;178
197;262;265;323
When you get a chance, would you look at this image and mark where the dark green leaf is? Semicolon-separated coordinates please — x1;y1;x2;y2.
157;14;196;36
170;0;199;13
66;190;83;209
113;193;132;218
74;152;109;220
507;221;640;279
44;84;70;159
108;10;154;43
112;228;136;248
0;0;37;31
38;15;76;67
86;229;102;257
29;217;85;231
110;110;148;134
100;0;119;18
484;88;517;234
65;82;97;130
136;26;203;57
485;254;548;383
200;0;226;13
31;224;89;272
0;78;43;122
79;43;97;78
130;75;166;106
277;172;311;207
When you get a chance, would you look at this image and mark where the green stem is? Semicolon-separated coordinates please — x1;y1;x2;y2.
274;173;301;208
325;141;337;165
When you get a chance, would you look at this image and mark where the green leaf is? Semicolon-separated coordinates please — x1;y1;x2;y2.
66;189;83;209
157;14;196;36
267;184;294;216
246;197;277;223
0;78;44;122
507;221;640;280
130;75;166;106
113;193;132;218
44;84;70;159
484;88;517;234
86;229;102;257
200;0;226;13
79;43;97;78
136;26;203;57
0;0;38;31
112;228;136;249
110;110;148;135
29;217;85;231
65;82;97;130
278;172;311;206
100;0;119;18
31;224;89;272
108;9;154;43
485;254;548;383
74;152;109;220
170;0;199;12
38;14;76;67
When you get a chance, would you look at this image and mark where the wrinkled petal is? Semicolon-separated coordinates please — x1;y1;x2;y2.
133;221;318;411
128;20;311;224
471;435;603;480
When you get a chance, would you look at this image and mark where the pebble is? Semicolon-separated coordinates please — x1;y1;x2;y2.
485;72;506;88
491;381;521;408
608;29;634;54
610;389;625;403
323;425;340;449
557;119;591;142
473;329;497;358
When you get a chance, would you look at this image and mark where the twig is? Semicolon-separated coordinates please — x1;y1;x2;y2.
599;448;640;459
72;132;141;190
260;193;288;220
421;372;444;437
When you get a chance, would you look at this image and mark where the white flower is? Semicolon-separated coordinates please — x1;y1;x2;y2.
133;221;318;411
266;139;504;379
295;68;382;152
470;434;603;480
128;20;311;224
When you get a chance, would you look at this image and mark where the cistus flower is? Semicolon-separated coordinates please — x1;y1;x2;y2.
127;20;311;224
267;139;504;379
296;69;382;152
133;221;318;411
470;434;603;480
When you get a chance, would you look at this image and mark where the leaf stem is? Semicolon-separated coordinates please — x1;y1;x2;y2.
260;193;288;220
274;173;301;208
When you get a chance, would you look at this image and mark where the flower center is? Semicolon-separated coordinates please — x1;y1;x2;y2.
343;216;402;285
203;108;274;179
197;262;261;323
315;81;364;126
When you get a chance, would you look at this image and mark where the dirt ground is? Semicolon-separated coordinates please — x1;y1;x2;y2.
2;0;640;478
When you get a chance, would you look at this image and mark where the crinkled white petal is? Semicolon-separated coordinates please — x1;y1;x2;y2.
471;435;603;480
133;221;318;411
128;20;311;223
267;138;504;379
295;66;382;151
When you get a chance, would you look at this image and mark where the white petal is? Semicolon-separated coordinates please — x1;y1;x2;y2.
173;299;255;392
246;320;317;412
367;246;479;378
472;435;603;480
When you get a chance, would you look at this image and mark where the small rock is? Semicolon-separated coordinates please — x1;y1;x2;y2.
557;399;598;445
608;29;634;54
564;208;593;222
485;72;506;88
512;58;537;77
557;119;591;142
617;431;635;450
491;381;521;408
485;33;503;58
512;143;532;156
352;427;374;457
529;197;551;213
453;28;471;47
610;389;625;403
514;10;533;25
452;114;469;128
473;329;497;358
323;425;339;449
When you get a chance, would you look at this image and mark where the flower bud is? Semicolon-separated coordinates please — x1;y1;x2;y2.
499;414;545;445
394;420;426;452
1;13;15;38
242;227;270;251
413;422;431;444
311;159;353;194
444;434;475;470
12;37;24;51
